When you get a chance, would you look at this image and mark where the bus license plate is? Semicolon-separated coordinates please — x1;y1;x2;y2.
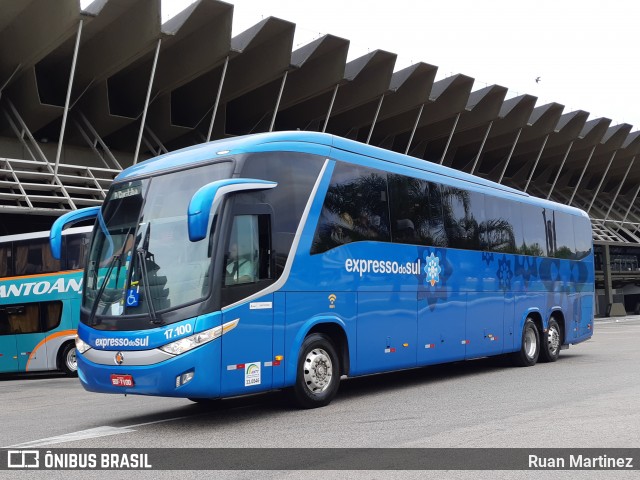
110;374;134;387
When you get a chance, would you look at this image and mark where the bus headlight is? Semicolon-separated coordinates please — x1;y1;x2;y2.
159;326;223;356
75;335;91;354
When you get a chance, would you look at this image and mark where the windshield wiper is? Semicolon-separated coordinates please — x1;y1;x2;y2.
88;254;121;326
135;222;160;324
136;248;159;324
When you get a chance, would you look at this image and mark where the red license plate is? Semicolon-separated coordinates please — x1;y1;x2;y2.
110;374;134;387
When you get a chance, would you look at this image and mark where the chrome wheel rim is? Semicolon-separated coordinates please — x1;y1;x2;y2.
303;348;333;394
547;324;560;355
524;327;537;359
66;347;77;372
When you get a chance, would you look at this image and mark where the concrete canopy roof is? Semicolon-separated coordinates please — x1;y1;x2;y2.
1;0;639;243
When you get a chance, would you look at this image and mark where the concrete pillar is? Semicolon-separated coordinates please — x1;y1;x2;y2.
603;244;626;316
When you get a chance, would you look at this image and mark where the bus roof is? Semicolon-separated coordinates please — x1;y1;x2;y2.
0;226;92;244
115;131;589;218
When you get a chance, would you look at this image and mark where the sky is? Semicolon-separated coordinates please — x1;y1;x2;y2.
160;0;640;131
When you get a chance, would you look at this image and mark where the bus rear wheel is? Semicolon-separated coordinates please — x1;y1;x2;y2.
291;333;340;409
59;342;78;376
539;318;562;363
511;318;540;367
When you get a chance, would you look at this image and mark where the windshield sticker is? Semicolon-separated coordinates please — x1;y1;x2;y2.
126;287;140;307
244;362;261;386
111;185;142;199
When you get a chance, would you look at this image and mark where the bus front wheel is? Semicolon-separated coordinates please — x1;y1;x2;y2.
291;333;340;409
59;342;78;376
539;318;562;363
511;318;540;367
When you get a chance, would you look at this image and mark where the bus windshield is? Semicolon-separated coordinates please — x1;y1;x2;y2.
83;162;233;319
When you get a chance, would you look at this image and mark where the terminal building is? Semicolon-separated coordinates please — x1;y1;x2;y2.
1;0;639;316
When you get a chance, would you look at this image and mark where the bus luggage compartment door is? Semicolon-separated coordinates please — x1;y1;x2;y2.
464;292;504;359
356;291;416;375
0;334;18;373
417;290;466;365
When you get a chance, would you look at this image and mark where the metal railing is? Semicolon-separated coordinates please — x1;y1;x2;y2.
0;156;120;213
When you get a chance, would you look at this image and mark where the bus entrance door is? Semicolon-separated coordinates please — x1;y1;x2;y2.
1;303;45;372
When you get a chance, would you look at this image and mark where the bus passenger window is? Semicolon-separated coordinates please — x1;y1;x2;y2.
311;163;390;254
0;306;20;335
0;245;11;276
15;240;61;275
574;216;592;260
482;196;518;253
552;211;577;259
4;304;39;334
64;233;90;269
43;302;63;331
520;204;547;256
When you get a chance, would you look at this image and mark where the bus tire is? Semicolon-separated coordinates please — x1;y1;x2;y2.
59;342;78;376
511;318;539;367
539;318;562;363
291;333;340;409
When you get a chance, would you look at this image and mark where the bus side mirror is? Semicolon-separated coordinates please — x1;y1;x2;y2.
50;206;100;259
188;179;277;242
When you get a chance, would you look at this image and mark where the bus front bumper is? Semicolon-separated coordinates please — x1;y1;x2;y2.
76;341;221;398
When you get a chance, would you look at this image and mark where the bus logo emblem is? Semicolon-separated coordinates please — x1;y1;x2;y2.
114;352;124;365
424;253;442;286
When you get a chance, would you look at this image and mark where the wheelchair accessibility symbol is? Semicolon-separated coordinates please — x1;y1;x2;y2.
126;288;139;307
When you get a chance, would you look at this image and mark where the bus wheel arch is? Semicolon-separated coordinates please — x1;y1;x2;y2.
306;322;350;376
511;314;541;367
540;313;564;363
58;341;78;377
290;327;344;409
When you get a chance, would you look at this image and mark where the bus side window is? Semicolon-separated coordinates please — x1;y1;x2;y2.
0;307;15;335
64;233;90;270
15;240;61;275
482;196;518;253
388;175;445;247
553;211;577;259
574;216;592;260
311;163;391;254
43;302;63;331
224;214;271;287
0;244;12;276
520;204;547;257
442;187;484;250
6;304;39;334
0;302;62;335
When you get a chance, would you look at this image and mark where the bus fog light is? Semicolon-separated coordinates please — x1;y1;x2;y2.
176;370;195;387
75;335;91;354
160;326;223;355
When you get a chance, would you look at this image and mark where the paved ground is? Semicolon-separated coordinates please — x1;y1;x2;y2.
1;315;638;479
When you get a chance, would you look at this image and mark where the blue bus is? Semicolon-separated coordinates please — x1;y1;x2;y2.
50;132;594;407
0;226;91;375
